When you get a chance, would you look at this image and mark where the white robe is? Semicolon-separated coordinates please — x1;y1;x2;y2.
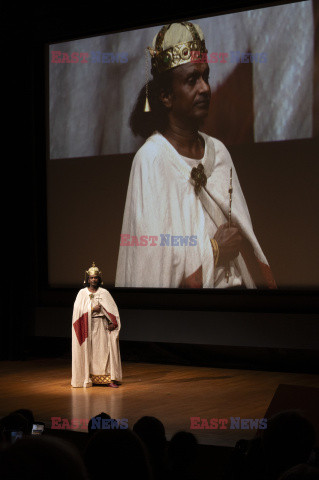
115;131;275;289
71;287;122;388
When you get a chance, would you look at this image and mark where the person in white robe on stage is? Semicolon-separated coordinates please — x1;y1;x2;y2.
72;262;122;388
115;21;276;290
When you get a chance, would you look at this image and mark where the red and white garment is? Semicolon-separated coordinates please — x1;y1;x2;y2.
71;287;122;388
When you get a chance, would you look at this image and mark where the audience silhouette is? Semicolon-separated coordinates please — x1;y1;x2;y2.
0;408;318;480
133;415;167;480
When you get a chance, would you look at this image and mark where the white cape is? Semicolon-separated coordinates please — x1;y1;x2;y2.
71;287;122;388
116;131;275;289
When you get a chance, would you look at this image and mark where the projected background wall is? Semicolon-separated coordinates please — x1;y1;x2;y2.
47;0;319;288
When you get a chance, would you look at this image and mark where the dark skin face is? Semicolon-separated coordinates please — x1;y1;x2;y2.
88;275;99;290
164;62;211;124
160;62;211;159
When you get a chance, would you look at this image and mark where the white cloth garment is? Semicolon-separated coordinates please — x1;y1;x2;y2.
115;131;275;288
71;287;122;388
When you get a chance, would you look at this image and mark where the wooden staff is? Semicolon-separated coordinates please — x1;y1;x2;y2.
225;168;233;283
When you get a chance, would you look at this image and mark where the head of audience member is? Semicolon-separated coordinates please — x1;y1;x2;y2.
261;410;316;477
279;464;319;480
0;412;30;445
87;412;111;437
168;431;198;469
0;435;88;480
11;409;35;435
133;416;166;455
84;428;152;480
133;416;167;479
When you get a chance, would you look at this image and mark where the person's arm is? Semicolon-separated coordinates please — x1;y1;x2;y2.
100;291;119;331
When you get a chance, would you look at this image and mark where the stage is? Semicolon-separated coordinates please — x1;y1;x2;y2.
1;359;319;447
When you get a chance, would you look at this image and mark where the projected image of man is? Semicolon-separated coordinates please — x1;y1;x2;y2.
116;22;276;289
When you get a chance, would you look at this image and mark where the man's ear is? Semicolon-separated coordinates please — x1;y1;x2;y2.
159;88;173;109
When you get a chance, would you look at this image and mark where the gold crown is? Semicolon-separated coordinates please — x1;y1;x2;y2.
84;262;103;284
149;22;207;75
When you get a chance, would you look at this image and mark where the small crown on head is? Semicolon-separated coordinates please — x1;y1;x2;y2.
149;22;207;75
83;261;103;284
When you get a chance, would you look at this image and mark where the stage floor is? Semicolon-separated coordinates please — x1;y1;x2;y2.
1;359;319;446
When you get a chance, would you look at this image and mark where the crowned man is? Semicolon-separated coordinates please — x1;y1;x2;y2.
72;262;122;388
116;22;276;289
